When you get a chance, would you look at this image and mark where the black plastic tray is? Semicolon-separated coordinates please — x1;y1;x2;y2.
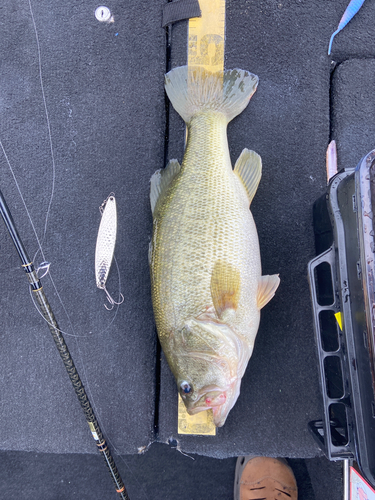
308;150;375;488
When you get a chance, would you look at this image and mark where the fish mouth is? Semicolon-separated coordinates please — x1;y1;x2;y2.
176;313;250;424
183;385;228;415
211;378;242;427
185;378;242;427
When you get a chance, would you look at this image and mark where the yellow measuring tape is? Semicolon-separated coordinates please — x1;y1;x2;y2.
188;0;225;72
177;0;226;436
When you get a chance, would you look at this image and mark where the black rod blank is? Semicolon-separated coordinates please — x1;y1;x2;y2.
0;189;129;500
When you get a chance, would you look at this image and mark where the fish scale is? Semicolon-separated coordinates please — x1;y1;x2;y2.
154;115;257;329
150;66;280;426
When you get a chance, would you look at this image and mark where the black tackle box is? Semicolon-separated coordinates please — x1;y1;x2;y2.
308;149;375;488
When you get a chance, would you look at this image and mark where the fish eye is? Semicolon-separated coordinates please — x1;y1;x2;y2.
180;381;193;395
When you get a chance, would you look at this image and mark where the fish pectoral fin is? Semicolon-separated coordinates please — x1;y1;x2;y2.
234;149;262;206
150;159;181;215
257;274;280;309
210;260;241;319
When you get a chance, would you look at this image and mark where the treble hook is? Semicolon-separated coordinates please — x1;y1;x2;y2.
103;286;124;311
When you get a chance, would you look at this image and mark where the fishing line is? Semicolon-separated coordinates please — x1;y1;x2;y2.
0;0;124;340
25;231;149;498
0;139;46;263
2;132;142;488
1;136;122;339
28;0;56;257
1;3;151;498
27;255;123;339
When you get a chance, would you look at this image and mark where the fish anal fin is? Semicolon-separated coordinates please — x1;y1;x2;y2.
150;159;181;215
257;274;280;309
211;260;241;320
234;149;262;205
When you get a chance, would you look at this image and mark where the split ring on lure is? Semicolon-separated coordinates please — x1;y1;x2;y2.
95;194;124;310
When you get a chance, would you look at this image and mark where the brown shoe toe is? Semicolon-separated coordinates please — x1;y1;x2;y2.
234;456;298;500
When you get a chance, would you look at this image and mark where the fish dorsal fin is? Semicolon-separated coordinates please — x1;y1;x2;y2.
234;149;262;205
257;274;280;309
211;260;241;320
150;159;181;215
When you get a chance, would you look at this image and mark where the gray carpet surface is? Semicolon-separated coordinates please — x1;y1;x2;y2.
332;58;375;170
0;446;342;500
1;0;374;497
0;0;165;455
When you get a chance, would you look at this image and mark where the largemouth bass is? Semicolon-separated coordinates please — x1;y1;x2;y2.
149;66;280;427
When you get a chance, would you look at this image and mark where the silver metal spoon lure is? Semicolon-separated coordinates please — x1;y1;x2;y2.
95;194;124;310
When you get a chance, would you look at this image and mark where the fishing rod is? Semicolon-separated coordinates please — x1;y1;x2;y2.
0;187;129;500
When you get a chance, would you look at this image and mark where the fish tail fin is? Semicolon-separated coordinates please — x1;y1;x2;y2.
164;66;259;124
